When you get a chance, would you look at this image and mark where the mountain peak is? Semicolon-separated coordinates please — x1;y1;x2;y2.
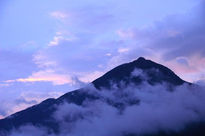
131;57;148;65
93;57;186;89
135;57;146;62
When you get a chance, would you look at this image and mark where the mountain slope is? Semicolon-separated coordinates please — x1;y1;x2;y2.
0;57;201;136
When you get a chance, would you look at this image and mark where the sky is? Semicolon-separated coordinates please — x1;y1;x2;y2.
0;0;204;118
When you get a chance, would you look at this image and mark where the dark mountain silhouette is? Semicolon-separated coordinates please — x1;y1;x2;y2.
93;57;186;89
0;57;204;136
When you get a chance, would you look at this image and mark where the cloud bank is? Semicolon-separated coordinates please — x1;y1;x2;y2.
8;69;205;136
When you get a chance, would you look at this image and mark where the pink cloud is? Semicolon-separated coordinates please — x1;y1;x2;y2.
5;70;74;85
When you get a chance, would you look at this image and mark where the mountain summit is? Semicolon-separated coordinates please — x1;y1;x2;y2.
93;57;185;89
0;57;203;136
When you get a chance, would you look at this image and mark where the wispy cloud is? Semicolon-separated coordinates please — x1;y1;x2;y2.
6;70;73;85
50;11;69;20
118;48;130;53
48;31;77;47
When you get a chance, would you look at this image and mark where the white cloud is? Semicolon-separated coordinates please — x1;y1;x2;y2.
117;48;130;53
105;53;112;56
32;51;58;68
50;11;68;20
48;36;65;46
117;29;135;39
48;31;77;47
9;82;205;136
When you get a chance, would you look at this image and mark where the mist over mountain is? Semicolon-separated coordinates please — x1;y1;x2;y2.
0;57;205;136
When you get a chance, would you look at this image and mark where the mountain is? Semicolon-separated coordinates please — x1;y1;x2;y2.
0;57;205;136
93;57;186;89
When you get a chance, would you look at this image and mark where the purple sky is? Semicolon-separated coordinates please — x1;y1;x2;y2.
0;0;204;118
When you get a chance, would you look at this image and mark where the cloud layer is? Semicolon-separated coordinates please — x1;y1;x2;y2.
7;68;205;136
